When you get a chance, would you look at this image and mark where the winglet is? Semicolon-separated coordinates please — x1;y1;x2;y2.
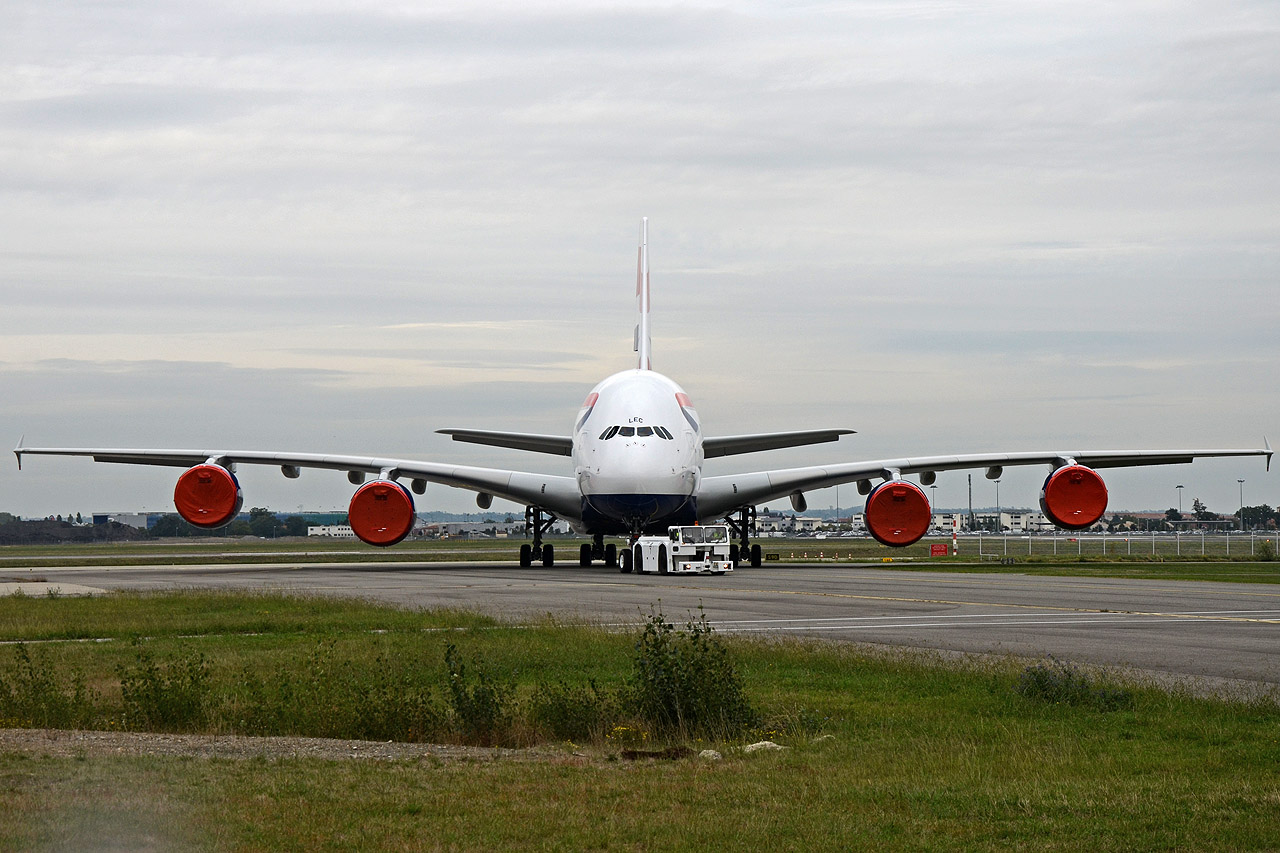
1266;436;1272;472
13;435;23;471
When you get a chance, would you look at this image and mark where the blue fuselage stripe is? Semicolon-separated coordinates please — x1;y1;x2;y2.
581;493;698;535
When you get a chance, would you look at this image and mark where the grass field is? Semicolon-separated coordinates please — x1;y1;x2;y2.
2;591;1279;851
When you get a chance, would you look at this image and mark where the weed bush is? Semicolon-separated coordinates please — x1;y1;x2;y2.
443;643;513;745
224;640;448;743
529;679;620;741
1014;657;1132;711
0;597;767;748
629;609;758;738
0;643;97;729
117;639;210;730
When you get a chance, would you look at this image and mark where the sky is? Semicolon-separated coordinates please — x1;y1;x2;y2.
2;0;1277;521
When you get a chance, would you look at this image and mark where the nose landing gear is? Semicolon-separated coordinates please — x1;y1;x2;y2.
579;534;619;568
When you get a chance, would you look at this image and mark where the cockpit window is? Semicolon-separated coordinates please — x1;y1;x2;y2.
597;425;674;440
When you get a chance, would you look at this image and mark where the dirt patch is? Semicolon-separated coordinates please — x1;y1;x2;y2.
0;728;577;764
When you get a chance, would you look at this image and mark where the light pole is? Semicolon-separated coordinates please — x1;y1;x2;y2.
995;479;1001;533
1238;479;1245;530
1176;484;1183;515
930;484;938;529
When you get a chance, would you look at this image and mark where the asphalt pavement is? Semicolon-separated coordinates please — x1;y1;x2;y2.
11;560;1280;692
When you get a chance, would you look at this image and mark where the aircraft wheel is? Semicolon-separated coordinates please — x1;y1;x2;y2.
519;544;532;567
658;546;668;574
605;543;617;567
750;544;762;567
579;543;592;567
542;544;555;567
619;548;631;573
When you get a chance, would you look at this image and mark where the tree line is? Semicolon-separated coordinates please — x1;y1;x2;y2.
149;508;317;539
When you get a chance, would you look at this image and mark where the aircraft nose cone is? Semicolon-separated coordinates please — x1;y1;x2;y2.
585;452;693;497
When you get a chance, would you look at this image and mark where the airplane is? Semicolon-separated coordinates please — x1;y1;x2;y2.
14;220;1273;569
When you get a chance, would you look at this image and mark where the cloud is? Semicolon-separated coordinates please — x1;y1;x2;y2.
1;0;1276;517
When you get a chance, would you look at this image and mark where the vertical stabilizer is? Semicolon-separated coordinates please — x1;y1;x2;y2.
635;218;652;370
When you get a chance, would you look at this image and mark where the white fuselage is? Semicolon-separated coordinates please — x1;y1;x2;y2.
572;369;703;534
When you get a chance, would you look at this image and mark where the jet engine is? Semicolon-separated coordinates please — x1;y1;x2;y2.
173;464;243;529
348;479;416;547
864;480;931;547
1039;464;1108;530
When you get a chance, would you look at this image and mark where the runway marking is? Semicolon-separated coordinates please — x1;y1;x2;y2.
698;610;1280;626
638;583;1280;625
21;565;1280;628
711;617;1268;633
704;613;1280;633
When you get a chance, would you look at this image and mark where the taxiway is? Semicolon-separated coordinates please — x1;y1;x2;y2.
13;560;1280;691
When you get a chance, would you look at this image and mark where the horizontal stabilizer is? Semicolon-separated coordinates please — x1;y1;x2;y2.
703;429;854;459
436;429;573;457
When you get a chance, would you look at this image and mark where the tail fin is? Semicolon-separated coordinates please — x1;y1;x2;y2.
635;217;652;370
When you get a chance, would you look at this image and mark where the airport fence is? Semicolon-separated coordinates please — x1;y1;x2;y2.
767;532;1278;561
969;532;1276;559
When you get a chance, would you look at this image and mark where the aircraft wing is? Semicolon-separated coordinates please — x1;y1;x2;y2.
703;429;855;458
13;446;583;520
695;445;1273;520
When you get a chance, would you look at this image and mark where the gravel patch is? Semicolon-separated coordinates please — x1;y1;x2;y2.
0;728;570;763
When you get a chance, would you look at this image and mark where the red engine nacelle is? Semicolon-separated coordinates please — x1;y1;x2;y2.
348;480;416;547
1039;465;1108;530
173;464;243;529
864;480;932;547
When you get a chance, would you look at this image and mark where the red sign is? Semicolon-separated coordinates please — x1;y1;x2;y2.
930;544;948;557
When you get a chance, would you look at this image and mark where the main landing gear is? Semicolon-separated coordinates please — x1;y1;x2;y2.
579;534;619;568
725;506;762;567
521;506;558;567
